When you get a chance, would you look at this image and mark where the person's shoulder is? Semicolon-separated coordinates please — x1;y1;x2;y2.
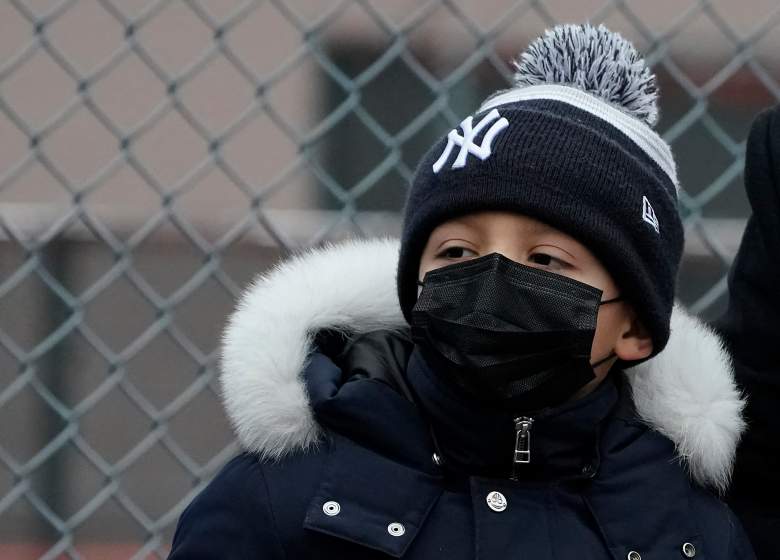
597;379;755;557
688;487;756;559
167;453;276;558
199;452;265;496
168;447;331;559
190;444;331;517
215;444;330;487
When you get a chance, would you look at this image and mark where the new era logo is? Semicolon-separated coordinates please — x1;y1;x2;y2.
432;108;509;173
642;196;660;234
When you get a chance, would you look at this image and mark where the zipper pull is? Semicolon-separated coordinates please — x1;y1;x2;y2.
511;416;534;480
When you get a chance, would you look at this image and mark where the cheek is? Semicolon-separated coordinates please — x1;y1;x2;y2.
591;308;620;356
416;258;435;298
417;253;437;281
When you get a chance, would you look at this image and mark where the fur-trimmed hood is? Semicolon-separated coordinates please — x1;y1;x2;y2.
220;238;746;493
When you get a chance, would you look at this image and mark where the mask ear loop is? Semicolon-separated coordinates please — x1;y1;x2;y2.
416;279;425;298
591;350;617;369
591;295;622;368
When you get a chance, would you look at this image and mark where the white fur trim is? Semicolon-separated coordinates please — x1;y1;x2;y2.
220;237;405;460
220;238;745;490
626;304;746;493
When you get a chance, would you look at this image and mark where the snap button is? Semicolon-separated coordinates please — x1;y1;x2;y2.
486;491;507;512
387;522;405;537
627;551;641;560
581;463;596;477
682;542;696;557
432;452;443;466
322;501;340;516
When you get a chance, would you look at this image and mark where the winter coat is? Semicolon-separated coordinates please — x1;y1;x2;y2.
714;103;780;558
168;237;755;559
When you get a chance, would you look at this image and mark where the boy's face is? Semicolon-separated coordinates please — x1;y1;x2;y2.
417;210;654;399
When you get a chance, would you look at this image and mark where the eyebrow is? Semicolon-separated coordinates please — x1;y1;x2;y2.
431;219;476;240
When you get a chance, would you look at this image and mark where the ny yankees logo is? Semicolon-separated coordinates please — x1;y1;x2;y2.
432;108;509;173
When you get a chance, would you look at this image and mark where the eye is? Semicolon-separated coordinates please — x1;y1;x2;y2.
529;252;568;270
436;246;478;260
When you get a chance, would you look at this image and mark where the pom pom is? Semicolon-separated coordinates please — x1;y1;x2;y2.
513;23;659;127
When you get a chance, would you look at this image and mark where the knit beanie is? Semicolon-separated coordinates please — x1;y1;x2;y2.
396;23;684;362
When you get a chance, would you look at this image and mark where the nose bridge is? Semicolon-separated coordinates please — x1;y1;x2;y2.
484;242;527;265
481;217;534;263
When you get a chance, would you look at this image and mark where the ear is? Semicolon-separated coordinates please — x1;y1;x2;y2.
615;308;654;361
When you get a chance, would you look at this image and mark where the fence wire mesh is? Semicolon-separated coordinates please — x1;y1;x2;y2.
0;0;777;557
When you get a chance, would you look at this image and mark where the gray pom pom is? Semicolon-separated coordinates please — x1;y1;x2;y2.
513;23;659;127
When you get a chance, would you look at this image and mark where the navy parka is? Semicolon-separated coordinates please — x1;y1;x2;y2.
170;332;753;559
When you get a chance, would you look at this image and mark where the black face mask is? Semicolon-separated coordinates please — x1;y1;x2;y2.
410;252;622;412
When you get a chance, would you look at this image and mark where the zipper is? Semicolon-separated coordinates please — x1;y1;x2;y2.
511;416;534;480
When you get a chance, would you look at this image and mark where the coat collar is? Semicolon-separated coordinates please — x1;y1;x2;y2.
220;237;746;493
404;344;619;481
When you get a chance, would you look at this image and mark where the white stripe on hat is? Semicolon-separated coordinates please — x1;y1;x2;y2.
478;84;679;194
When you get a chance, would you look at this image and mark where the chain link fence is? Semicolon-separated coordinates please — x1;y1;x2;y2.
0;0;777;557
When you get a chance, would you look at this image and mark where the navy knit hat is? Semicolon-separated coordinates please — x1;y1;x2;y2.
397;23;684;361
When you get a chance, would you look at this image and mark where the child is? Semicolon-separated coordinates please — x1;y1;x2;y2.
169;23;755;559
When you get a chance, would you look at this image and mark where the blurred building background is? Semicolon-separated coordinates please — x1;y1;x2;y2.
0;0;777;558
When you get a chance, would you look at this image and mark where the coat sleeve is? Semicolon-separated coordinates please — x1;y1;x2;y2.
168;454;286;560
712;103;780;558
